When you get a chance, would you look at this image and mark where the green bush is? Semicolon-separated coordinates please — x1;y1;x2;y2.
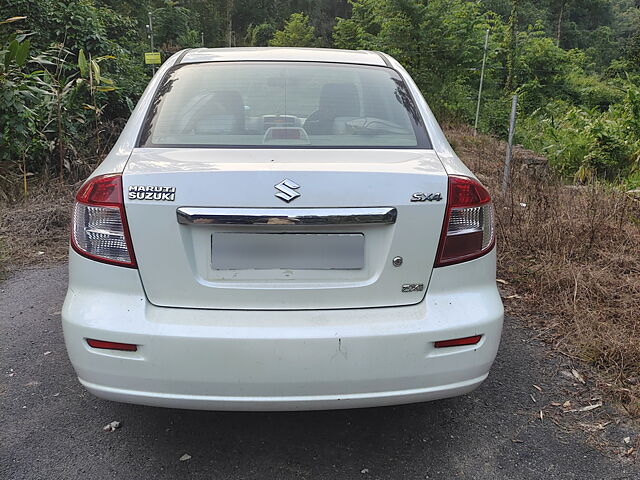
0;6;148;198
269;13;318;47
519;85;640;182
247;23;275;47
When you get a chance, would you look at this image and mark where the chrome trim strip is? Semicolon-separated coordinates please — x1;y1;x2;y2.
176;207;397;226
447;227;483;236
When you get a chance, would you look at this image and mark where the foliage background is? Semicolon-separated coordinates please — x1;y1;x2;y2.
1;0;640;198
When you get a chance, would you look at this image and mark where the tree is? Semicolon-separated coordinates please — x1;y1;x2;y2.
269;13;318;47
505;0;519;92
247;23;275;46
332;0;492;119
152;1;198;51
177;29;202;48
332;18;363;49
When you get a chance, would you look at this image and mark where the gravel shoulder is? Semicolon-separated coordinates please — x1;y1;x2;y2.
1;265;638;479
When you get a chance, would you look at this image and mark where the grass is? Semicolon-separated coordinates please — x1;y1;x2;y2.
0;238;6;280
447;123;640;416
1;128;639;416
0;181;75;271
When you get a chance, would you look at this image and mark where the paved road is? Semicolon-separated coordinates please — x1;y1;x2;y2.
1;265;637;479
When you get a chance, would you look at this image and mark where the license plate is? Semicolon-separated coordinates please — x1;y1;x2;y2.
212;233;365;270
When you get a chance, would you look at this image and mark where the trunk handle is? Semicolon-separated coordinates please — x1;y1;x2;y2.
176;207;397;226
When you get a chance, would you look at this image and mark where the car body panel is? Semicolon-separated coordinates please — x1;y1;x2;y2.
91;48;474;181
123;148;448;310
63;47;503;410
63;248;503;411
180;47;389;67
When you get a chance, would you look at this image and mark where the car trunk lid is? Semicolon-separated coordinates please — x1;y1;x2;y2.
123;148;447;310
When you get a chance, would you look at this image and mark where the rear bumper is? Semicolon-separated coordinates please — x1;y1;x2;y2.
62;248;503;411
78;374;489;411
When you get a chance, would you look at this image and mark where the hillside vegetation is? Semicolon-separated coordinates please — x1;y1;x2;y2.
448;126;640;416
1;0;640;195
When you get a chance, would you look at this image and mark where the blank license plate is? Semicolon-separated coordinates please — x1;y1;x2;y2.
212;233;365;270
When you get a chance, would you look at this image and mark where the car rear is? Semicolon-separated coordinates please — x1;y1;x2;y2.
62;48;503;410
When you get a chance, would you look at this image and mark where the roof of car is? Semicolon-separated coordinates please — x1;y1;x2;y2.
178;47;388;67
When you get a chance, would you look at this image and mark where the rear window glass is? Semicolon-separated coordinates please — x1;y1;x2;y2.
139;62;430;148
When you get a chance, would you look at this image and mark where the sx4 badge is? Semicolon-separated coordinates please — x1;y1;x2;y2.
411;192;442;202
128;185;176;201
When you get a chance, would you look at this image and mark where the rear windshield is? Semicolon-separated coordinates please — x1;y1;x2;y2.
139;62;430;148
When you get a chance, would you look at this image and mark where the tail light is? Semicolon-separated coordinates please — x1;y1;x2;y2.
435;176;495;267
434;335;482;348
71;174;137;268
87;339;138;352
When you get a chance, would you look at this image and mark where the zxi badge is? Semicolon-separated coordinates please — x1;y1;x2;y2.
274;179;301;203
402;283;424;293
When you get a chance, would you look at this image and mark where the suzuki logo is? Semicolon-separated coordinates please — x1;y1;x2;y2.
274;179;301;203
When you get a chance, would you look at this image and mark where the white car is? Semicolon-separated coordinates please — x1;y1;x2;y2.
62;48;503;411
